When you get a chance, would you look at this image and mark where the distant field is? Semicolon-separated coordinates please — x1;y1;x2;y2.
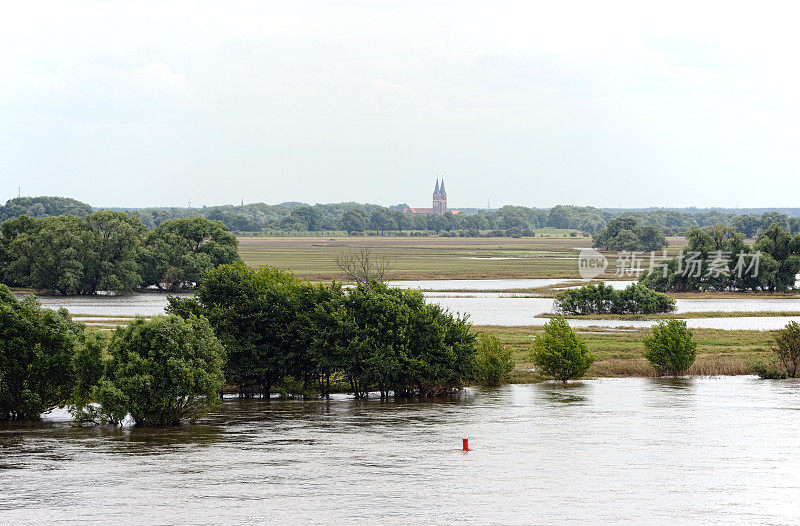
237;233;689;280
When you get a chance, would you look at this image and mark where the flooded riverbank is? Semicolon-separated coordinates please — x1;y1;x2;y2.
20;282;800;330
2;377;799;525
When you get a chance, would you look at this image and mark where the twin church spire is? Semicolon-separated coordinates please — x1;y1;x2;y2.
403;176;456;216
434;177;447;197
432;176;447;215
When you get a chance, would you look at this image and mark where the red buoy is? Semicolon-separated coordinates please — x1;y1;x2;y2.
462;438;469;451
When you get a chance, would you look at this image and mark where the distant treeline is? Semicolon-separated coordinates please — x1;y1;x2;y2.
2;196;800;237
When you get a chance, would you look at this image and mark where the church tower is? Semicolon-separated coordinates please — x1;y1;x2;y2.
432;178;441;215
438;178;447;214
432;177;447;215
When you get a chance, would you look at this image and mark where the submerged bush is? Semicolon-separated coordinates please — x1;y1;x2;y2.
555;283;675;315
474;334;514;386
82;315;226;426
643;320;697;376
531;317;594;383
752;359;789;379
769;321;800;378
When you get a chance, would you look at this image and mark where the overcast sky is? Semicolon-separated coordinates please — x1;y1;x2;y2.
2;1;799;209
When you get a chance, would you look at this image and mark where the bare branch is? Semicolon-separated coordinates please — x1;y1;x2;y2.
335;247;394;285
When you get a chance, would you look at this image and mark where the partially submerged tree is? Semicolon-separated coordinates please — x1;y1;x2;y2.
531;317;594;383
335;247;393;285
772;321;800;378
643;320;697;375
169;264;478;399
0;285;84;420
85;315;226;426
474;333;515;386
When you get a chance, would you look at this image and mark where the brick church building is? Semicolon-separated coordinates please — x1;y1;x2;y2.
403;178;460;216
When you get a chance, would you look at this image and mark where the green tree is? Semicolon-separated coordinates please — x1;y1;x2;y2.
0;196;93;222
5;215;88;295
168;263;298;397
754;224;800;292
139;217;240;291
643;320;697;375
341;209;368;233
772;321;800;378
81;211;145;294
473;334;514;386
531;317;594;383
2;212;145;294
555;283;675;315
0;285;84;420
369;208;395;235
92;315;225;426
592;217;667;252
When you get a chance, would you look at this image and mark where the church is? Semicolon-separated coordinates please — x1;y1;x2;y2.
403;178;460;216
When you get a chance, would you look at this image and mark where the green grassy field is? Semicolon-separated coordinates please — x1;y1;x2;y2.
237;233;689;281
477;325;776;381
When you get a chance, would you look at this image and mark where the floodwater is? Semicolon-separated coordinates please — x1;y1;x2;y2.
425;293;800;328
20;285;800;330
388;278;636;290
31;292;192;318
2;377;800;525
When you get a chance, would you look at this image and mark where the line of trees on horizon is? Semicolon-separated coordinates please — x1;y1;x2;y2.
3;196;800;238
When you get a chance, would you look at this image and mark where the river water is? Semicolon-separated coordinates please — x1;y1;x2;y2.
24;285;800;330
2;377;799;525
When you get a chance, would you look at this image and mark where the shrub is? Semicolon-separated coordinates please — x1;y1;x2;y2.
772;321;800;377
90;315;226;426
531;317;594;383
615;283;677;314
643;320;697;375
555;282;675;315
752;359;789;379
474;334;514;386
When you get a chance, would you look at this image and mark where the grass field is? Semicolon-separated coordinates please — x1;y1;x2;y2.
477;325;776;381
237;233;690;281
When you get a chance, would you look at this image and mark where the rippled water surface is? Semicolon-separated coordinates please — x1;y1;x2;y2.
2;378;800;525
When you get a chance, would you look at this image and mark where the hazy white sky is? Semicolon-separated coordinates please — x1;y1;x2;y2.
2;1;800;208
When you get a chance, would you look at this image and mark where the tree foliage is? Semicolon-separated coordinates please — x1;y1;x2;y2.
593;217;668;251
473;334;514;386
4;196;800;238
555;282;675;315
0;214;238;294
81;315;226;426
640;224;800;292
168;264;479;398
138;217;240;291
531;317;594;383
643;320;697;375
771;321;800;378
0;196;93;223
0;285;84;420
